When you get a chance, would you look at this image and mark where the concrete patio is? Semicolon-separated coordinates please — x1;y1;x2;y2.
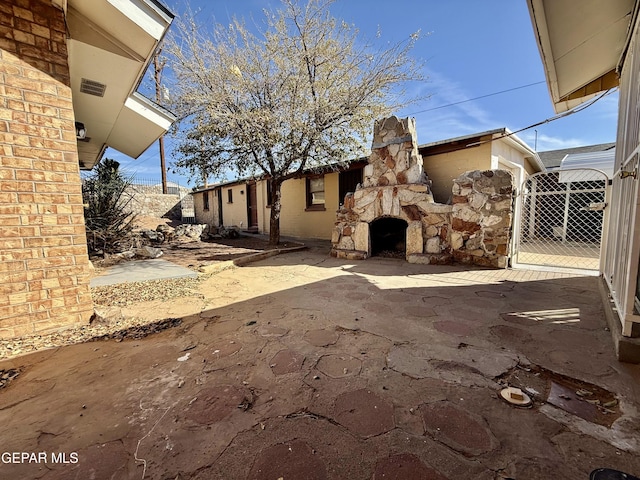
1;245;640;479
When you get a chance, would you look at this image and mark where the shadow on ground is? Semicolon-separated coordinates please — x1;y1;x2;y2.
2;249;640;479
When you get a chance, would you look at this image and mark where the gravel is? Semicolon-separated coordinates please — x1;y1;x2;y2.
0;275;209;360
91;275;206;307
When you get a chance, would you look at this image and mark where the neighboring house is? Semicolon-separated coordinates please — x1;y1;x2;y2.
192;128;541;240
538;143;616;170
528;0;640;359
0;0;175;337
419;128;543;202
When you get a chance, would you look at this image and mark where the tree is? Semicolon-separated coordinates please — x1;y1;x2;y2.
82;158;137;255
169;0;423;245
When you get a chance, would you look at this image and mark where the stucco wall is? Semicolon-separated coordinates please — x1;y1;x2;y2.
221;184;248;228
277;173;339;240
422;142;493;204
0;0;94;337
193;189;219;227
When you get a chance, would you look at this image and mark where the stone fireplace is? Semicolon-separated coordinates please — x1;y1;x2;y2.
331;116;514;268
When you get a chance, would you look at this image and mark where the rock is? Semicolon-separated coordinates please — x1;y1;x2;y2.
219;226;240;239
156;224;175;241
91;306;124;325
174;223;209;239
135;246;163;258
141;229;165;244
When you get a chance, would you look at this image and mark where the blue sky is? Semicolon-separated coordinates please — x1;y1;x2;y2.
110;0;618;186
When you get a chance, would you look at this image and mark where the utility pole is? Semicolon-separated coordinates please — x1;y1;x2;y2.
154;50;168;194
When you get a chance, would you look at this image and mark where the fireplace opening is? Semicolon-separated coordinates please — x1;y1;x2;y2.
370;217;408;258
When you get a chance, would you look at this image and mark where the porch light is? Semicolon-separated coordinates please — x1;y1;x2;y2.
75;122;86;140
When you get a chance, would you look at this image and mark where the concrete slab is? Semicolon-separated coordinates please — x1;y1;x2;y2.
90;258;197;287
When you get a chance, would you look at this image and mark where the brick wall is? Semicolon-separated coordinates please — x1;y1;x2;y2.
0;0;94;337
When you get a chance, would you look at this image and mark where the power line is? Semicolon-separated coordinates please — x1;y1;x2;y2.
467;88;617;148
407;80;547;116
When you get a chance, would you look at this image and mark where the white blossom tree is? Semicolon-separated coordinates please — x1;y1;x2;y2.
169;0;424;245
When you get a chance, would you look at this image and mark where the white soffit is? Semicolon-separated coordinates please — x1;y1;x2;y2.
107;92;174;158
528;0;633;113
67;0;174;169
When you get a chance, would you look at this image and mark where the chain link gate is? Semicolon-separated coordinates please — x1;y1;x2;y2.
512;169;608;272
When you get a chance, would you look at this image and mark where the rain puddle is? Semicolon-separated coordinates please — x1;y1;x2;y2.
499;364;621;427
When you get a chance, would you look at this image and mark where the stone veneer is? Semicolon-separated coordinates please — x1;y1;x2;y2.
0;0;94;337
331;116;514;268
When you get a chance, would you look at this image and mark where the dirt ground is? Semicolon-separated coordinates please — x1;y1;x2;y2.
2;238;640;480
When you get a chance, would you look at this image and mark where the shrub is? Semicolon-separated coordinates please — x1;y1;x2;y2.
82;158;137;255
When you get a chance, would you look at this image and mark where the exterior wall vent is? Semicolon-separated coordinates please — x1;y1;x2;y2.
80;78;106;97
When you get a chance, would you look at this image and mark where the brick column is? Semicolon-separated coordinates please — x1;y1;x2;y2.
0;0;94;337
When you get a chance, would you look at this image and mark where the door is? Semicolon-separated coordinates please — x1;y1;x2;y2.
247;182;258;229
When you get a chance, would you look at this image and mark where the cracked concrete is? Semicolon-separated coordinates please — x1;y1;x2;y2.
1;244;640;479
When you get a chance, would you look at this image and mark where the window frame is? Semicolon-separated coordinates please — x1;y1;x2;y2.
227;188;233;204
203;190;210;211
305;174;326;211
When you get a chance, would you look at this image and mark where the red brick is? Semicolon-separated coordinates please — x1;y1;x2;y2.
18;43;65;65
32;193;67;204
26;103;58;116
0;192;18;202
12;6;33;22
10;123;60;138
26;270;44;281
0;203;34;214
13;29;34;45
0;167;15;179
0;237;23;249
34;182;79;194
6;98;24;110
31;23;49;38
0;132;28;145
33;13;48;29
13;146;63;160
3;180;33;191
24;236;72;248
21;91;68;108
0;303;31;319
11;110;27;122
0;156;32;168
0;216;21;227
0;37;17;53
3;85;23;99
0;282;27;296
15;169;45;181
25;112;68;128
12;15;30;31
43;245;85;257
0;260;25;273
0;248;38;261
13;0;31;10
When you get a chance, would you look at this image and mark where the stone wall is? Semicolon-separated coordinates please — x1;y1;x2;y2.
330;116;514;268
125;185;186;220
450;170;514;268
0;0;94;337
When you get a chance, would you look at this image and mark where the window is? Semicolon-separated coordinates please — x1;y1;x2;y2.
306;175;325;210
203;191;210;211
227;188;233;203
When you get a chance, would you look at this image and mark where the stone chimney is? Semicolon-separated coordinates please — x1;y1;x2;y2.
363;116;428;187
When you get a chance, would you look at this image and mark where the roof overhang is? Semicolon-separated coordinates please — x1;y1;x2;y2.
527;0;634;113
66;0;175;169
